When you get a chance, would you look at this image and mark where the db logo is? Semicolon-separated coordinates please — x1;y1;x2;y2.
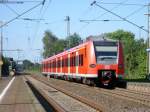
105;65;110;69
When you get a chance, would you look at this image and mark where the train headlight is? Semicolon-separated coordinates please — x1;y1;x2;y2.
89;64;96;68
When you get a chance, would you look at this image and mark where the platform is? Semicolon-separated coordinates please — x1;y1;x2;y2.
0;76;46;112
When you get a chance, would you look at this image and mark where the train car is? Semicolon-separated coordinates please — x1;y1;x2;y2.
42;38;124;87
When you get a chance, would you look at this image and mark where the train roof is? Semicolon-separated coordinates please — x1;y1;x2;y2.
42;39;118;63
42;40;91;62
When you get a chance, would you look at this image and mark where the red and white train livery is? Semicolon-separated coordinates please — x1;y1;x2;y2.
42;39;124;86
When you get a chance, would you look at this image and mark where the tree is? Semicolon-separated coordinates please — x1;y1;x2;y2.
66;33;82;49
1;56;10;76
42;30;58;58
106;29;147;79
42;31;82;58
23;59;34;70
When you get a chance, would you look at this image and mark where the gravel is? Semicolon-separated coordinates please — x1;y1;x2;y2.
37;76;150;112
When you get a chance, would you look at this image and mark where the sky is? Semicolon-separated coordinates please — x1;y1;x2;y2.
0;0;149;63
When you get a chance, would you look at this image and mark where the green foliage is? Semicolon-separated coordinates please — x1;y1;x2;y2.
42;31;81;58
42;30;58;58
22;59;41;73
106;29;147;79
66;33;82;48
1;56;10;76
23;59;34;70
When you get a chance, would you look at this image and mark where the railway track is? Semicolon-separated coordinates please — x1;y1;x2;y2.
93;87;150;107
25;75;103;112
28;74;150;112
126;82;150;93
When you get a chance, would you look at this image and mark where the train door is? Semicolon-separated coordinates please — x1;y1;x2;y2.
60;57;62;74
78;47;87;76
57;58;60;73
64;54;68;74
76;51;79;75
62;56;65;74
70;53;73;75
56;58;57;74
68;53;70;75
48;61;50;73
72;52;76;76
54;59;56;73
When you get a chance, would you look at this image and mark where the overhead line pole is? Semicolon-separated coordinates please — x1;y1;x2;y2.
148;4;150;76
145;3;150;77
65;16;70;48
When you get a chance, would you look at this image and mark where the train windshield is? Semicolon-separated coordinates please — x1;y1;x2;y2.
94;41;118;64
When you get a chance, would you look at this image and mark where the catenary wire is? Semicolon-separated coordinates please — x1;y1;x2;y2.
77;0;128;34
4;4;19;15
0;2;43;28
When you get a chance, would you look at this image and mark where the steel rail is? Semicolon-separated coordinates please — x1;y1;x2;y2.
30;75;104;112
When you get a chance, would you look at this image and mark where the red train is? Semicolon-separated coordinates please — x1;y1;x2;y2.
42;38;124;87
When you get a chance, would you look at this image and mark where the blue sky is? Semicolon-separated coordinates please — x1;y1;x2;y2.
0;0;149;62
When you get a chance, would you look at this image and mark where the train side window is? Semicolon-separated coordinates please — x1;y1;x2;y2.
58;60;59;68
53;61;54;68
73;56;76;66
59;60;60;68
62;59;64;67
55;60;57;68
79;54;83;66
48;63;49;68
64;58;66;67
53;61;55;68
55;60;56;68
65;58;68;67
54;60;56;68
72;57;73;66
46;63;47;68
60;59;62;67
57;60;58;68
61;59;62;67
73;56;75;66
76;55;79;66
70;57;72;66
68;57;70;67
81;54;83;66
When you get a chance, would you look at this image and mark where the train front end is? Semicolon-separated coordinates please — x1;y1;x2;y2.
93;40;124;86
